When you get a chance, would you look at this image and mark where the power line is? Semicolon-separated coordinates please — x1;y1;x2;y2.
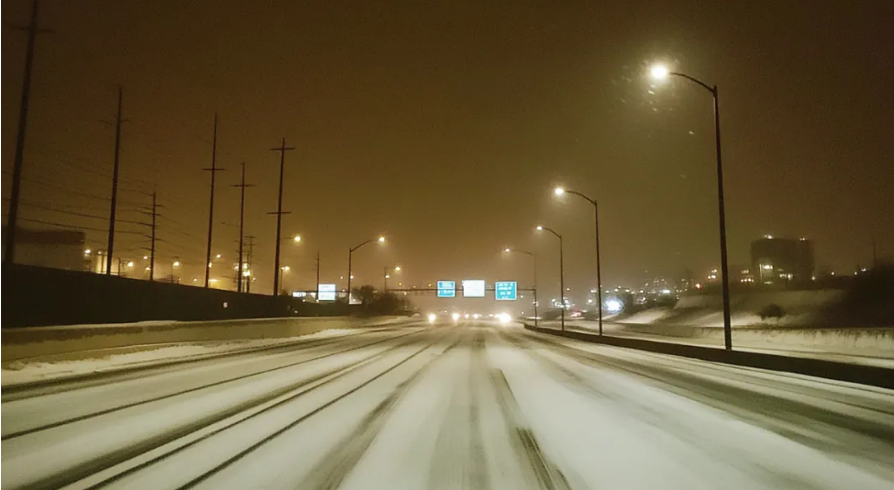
12;200;148;226
5;216;143;235
29;147;154;191
2;197;138;214
156;237;205;255
17;176;145;206
156;216;203;240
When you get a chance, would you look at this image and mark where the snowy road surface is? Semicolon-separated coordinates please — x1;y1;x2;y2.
3;322;894;489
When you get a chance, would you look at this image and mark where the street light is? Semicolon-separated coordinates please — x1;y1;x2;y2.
650;63;733;350
553;186;604;335
650;64;669;80
384;265;401;291
271;234;303;296
348;235;385;305
503;248;538;327
280;265;290;294
535;225;564;332
171;258;180;284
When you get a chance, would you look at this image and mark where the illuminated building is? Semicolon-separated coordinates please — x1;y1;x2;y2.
750;236;814;284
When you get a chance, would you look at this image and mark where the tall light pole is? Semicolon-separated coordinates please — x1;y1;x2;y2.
347;236;385;305
504;248;538;327
651;64;732;350
554;187;603;335
536;225;564;332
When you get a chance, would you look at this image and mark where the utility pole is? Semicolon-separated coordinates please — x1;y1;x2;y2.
872;234;878;270
316;251;321;300
268;138;295;296
245;235;256;293
141;191;158;282
4;0;44;264
106;86;126;275
232;162;253;292
203;114;224;288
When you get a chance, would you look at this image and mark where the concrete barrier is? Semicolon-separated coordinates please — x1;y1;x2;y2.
524;324;894;390
2;316;416;361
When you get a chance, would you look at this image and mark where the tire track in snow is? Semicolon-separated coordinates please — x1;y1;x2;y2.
426;326;490;490
17;330;432;490
3;329;424;440
489;356;571;490
468;327;490;489
2;324;416;401
175;328;459;489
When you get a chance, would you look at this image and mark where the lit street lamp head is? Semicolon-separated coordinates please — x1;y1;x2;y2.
172;261;180;267
536;225;544;231
293;235;301;242
553;187;565;196
504;248;511;253
378;236;386;243
650;64;669;80
394;266;401;272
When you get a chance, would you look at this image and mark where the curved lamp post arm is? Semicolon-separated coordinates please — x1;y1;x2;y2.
540;226;562;240
669;72;716;94
564;189;596;206
350;239;374;253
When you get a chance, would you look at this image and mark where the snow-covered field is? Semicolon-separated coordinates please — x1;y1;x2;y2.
2;322;893;489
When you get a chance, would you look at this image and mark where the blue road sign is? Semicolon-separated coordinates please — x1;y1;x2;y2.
437;280;456;298
495;281;517;301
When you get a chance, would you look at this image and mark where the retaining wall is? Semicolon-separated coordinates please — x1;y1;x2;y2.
2;264;346;328
2;316;414;361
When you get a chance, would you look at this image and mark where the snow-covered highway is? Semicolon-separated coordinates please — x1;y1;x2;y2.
3;322;894;489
